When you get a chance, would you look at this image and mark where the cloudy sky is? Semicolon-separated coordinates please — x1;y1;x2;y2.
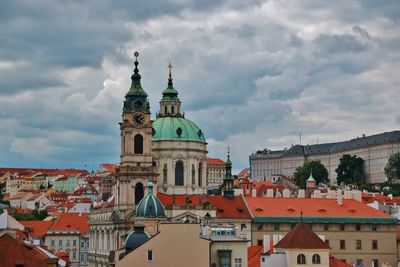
1;0;399;173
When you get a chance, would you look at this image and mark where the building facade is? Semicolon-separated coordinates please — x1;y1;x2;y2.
250;131;400;184
207;158;226;187
88;54;208;267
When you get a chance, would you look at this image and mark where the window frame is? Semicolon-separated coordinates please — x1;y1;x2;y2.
147;250;153;262
297;254;306;264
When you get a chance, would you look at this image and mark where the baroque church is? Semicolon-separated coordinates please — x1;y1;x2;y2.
88;53;214;266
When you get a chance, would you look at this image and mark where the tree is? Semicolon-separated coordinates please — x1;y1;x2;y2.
294;160;329;189
335;154;365;185
384;152;400;182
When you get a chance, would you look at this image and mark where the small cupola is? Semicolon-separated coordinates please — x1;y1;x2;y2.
136;181;166;218
124;224;150;251
158;63;182;118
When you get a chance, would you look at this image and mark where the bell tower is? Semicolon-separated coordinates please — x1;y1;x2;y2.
116;52;158;219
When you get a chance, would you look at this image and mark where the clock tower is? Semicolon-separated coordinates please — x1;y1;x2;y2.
116;52;158;219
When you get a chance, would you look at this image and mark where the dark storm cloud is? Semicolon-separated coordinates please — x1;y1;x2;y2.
0;0;399;171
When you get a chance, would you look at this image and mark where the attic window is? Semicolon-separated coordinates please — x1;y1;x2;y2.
287;208;295;213
255;208;263;212
348;209;356;213
217;208;224;213
198;129;203;137
318;208;327;213
237;208;244;213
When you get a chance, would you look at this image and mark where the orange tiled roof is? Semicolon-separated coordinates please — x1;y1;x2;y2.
329;256;353;267
275;222;330;249
245;197;395;223
157;193;208;206
20;220;55;237
238;168;250;177
49;213;88;234
0;234;56;267
248;245;263;267
208;195;251;219
207;158;225;165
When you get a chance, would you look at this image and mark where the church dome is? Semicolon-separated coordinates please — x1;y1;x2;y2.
124;224;150;251
136;182;166;218
152;117;206;143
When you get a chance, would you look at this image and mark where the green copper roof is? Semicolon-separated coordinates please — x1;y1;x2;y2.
152;117;206;142
307;171;316;182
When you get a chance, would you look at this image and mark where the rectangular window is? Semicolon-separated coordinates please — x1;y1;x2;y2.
324;224;329;231
257;239;263;246
81;241;84;248
59;240;63;246
51;240;55;246
81;254;84;262
72;252;76;259
372;224;377;231
240;224;246;230
372;240;378;250
340;240;346;249
273;223;280;230
234;258;242;267
356;240;362;250
67;240;70;246
356;224;361;231
372;259;379;267
340;224;345;231
73;240;76;246
256;223;262;230
147;250;153;262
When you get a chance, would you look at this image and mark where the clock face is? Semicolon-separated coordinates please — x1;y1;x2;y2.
132;113;145;126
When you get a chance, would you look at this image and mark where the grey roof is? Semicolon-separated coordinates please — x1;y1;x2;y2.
274;131;400;157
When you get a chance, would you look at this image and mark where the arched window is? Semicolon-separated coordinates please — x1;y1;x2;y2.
175;161;184;186
171;106;175;114
164;106;167;114
135;183;144;205
297;254;306;264
198;162;203;186
312;254;321;264
134;134;143;154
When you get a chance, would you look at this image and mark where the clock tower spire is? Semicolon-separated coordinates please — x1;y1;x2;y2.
116;52;158;219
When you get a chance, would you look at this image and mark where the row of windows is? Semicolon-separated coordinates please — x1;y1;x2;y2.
297;254;320;264
255;223;378;231
333;239;378;250
50;239;78;247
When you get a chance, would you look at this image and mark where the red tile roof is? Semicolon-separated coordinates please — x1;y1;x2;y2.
329;256;353;267
99;163;118;174
238;168;250;177
20;220;55;237
0;234;57;267
157;193;208;206
245;197;395;222
275;222;330;249
0;168;89;177
207;158;225;165
49;213;88;234
208;195;251;219
247;245;263;267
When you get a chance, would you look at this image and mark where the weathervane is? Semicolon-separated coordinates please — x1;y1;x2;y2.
167;62;173;86
134;51;139;61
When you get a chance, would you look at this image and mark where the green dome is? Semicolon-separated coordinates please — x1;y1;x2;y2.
136;182;165;218
152;117;206;143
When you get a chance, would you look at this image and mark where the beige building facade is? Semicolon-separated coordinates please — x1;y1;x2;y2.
250;131;400;184
115;223;210;267
251;221;397;266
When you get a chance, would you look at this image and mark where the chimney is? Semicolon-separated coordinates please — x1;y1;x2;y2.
337;189;343;206
313;190;321;198
266;189;274;198
263;235;270;253
298;189;305;198
282;189;290;198
252;188;257;198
